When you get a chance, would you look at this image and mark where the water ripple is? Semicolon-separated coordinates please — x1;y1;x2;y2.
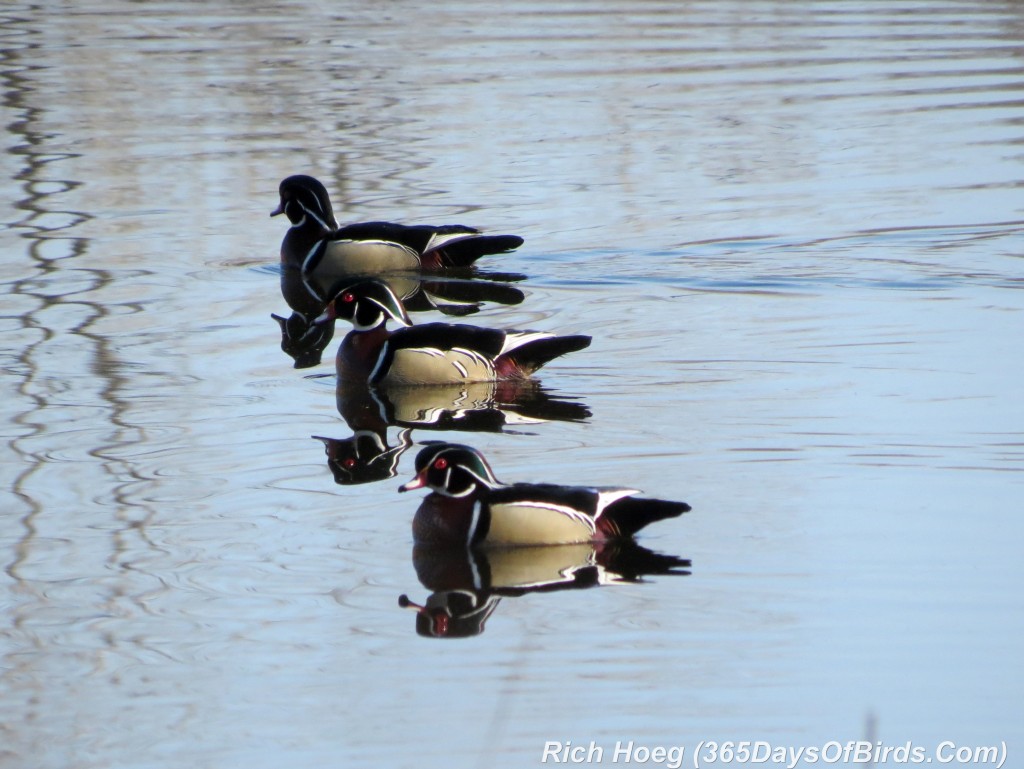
2;2;1024;767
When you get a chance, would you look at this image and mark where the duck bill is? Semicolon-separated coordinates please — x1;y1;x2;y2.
398;472;427;493
270;202;284;217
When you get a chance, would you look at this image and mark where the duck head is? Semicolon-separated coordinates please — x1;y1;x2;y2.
314;279;413;331
270;174;339;230
399;442;501;497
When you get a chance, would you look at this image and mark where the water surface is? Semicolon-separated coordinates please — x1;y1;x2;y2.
1;2;1022;768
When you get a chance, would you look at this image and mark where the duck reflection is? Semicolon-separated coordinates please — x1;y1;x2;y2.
315;382;591;485
314;429;412;486
272;309;337;370
399;542;692;638
274;267;526;369
339;379;591;433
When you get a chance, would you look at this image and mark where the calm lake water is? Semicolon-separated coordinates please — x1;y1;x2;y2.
2;2;1022;768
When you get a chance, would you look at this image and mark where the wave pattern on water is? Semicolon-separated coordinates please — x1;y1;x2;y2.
1;2;1023;768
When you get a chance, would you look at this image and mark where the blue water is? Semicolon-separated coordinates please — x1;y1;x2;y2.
1;2;1022;768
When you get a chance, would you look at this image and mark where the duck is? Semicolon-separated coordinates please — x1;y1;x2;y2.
271;174;524;275
398;443;692;547
315;279;591;387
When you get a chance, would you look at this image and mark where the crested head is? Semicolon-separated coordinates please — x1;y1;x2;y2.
400;442;501;497
317;279;413;331
271;174;339;229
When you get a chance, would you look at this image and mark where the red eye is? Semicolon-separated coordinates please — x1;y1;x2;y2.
433;458;448;470
341;292;355;303
342;458;357;469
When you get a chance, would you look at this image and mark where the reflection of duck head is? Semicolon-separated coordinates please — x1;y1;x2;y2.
398;591;501;639
399;542;691;638
337;380;591;435
313;429;412;486
271;311;336;369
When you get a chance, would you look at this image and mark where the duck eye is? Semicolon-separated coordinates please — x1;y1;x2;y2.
342;458;357;469
433;458;448;470
341;292;355;303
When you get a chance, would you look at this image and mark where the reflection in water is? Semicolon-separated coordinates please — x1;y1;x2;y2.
315;430;412;486
316;382;591;485
1;14;170;766
2;1;1023;763
0;18;152;579
271;308;337;370
274;267;526;368
399;542;692;638
338;379;591;433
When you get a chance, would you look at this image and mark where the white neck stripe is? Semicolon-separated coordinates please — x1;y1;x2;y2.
467;499;483;546
301;202;331;231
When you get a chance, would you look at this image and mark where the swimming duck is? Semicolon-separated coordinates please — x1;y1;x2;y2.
399;443;692;547
272;174;524;274
315;280;591;387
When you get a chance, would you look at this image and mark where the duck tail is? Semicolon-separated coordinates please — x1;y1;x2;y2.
433;234;525;268
499;334;591;376
600;497;692;539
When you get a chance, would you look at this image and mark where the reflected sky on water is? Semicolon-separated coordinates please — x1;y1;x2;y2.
1;2;1023;767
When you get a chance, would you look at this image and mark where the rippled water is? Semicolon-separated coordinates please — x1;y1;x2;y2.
2;2;1022;768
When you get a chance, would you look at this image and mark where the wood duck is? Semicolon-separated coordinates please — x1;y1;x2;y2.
399;443;692;547
315;279;591;387
271;175;524;274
